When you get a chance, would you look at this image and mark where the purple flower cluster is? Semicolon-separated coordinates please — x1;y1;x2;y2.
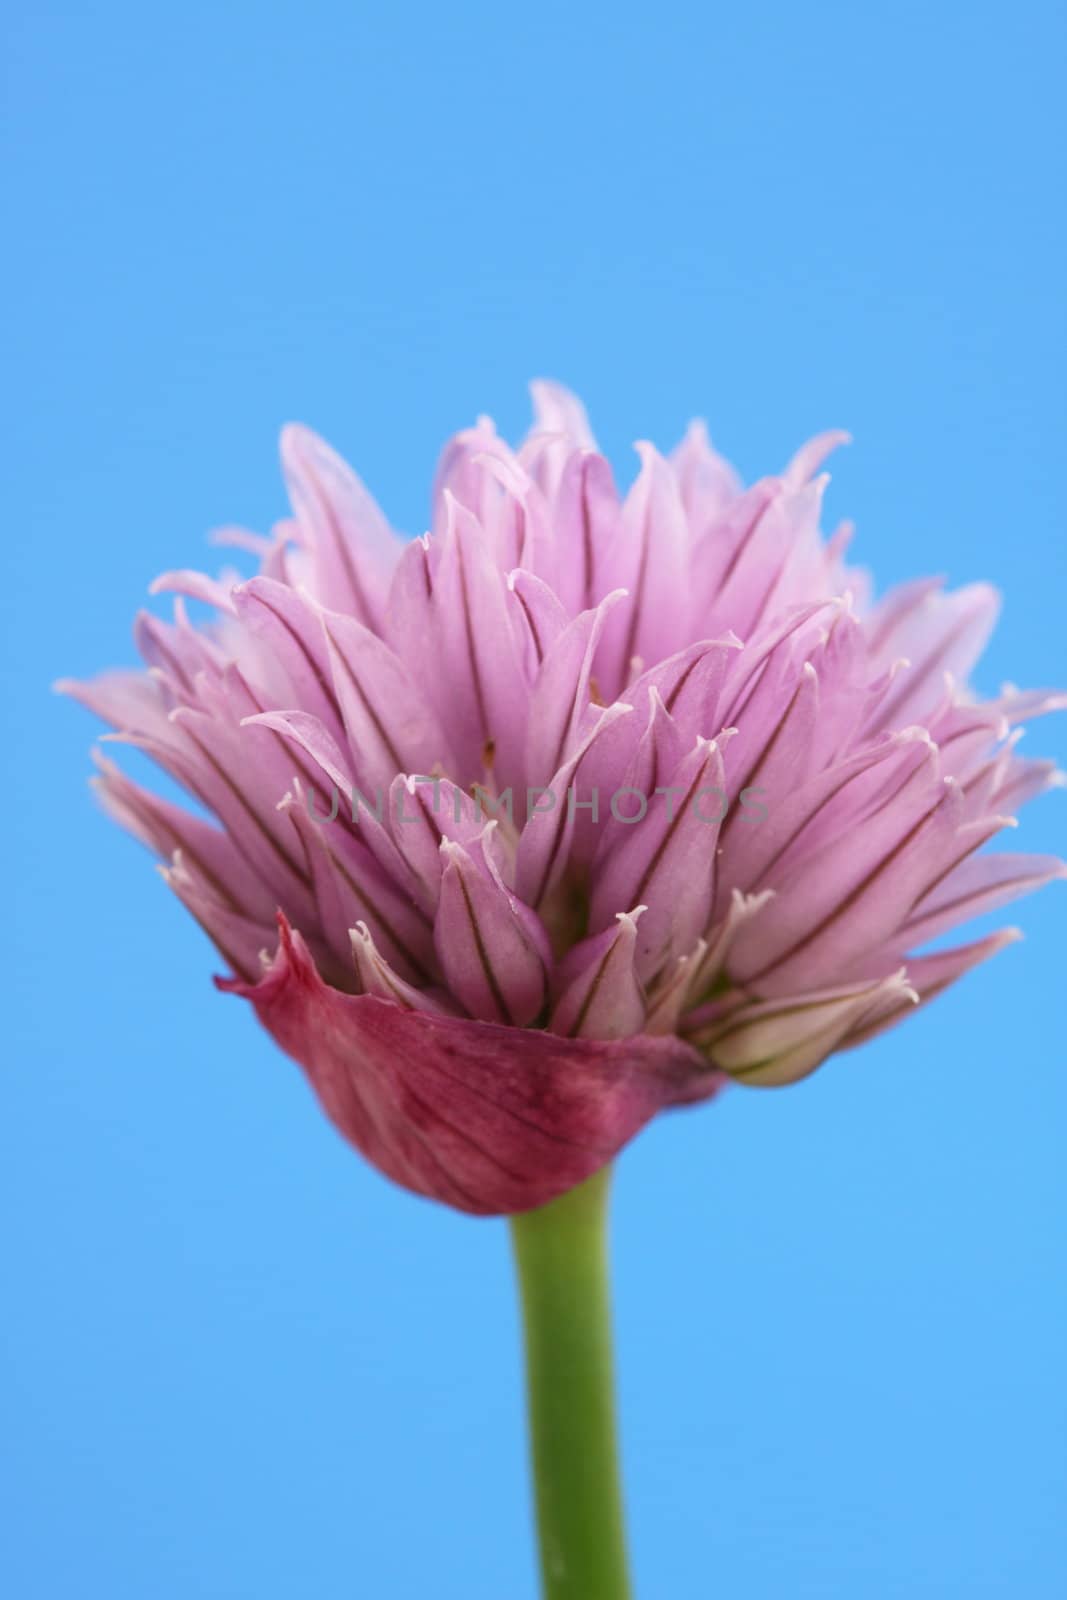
62;384;1064;1212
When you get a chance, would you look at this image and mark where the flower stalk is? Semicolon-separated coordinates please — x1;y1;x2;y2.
510;1167;632;1600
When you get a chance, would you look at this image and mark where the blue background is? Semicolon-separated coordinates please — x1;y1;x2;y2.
4;3;1065;1595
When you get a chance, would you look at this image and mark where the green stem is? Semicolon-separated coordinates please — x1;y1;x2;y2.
509;1167;632;1600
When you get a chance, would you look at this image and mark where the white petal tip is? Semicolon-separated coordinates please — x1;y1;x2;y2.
617;904;648;928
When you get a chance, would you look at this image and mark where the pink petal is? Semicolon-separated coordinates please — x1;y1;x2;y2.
781;429;851;487
434;837;550;1026
589;734;729;982
506;568;569;676
349;922;458;1014
546;449;620;617
163;855;275;987
148;568;238;613
595;443;692;695
232;578;345;742
320;605;454;790
515;701;633;909
864;582;1001;731
524;590;626;789
551;910;647;1039
695;971;917;1087
280;423;399;629
425;493;529;785
900;851;1066;948
728;735;957;993
842;929;1024;1048
669;418;743;525
528;379;596;449
92;752;276;924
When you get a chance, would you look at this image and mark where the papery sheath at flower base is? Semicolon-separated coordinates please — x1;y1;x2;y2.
61;383;1065;1600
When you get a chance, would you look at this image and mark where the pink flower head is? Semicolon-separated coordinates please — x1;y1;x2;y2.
61;384;1065;1213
